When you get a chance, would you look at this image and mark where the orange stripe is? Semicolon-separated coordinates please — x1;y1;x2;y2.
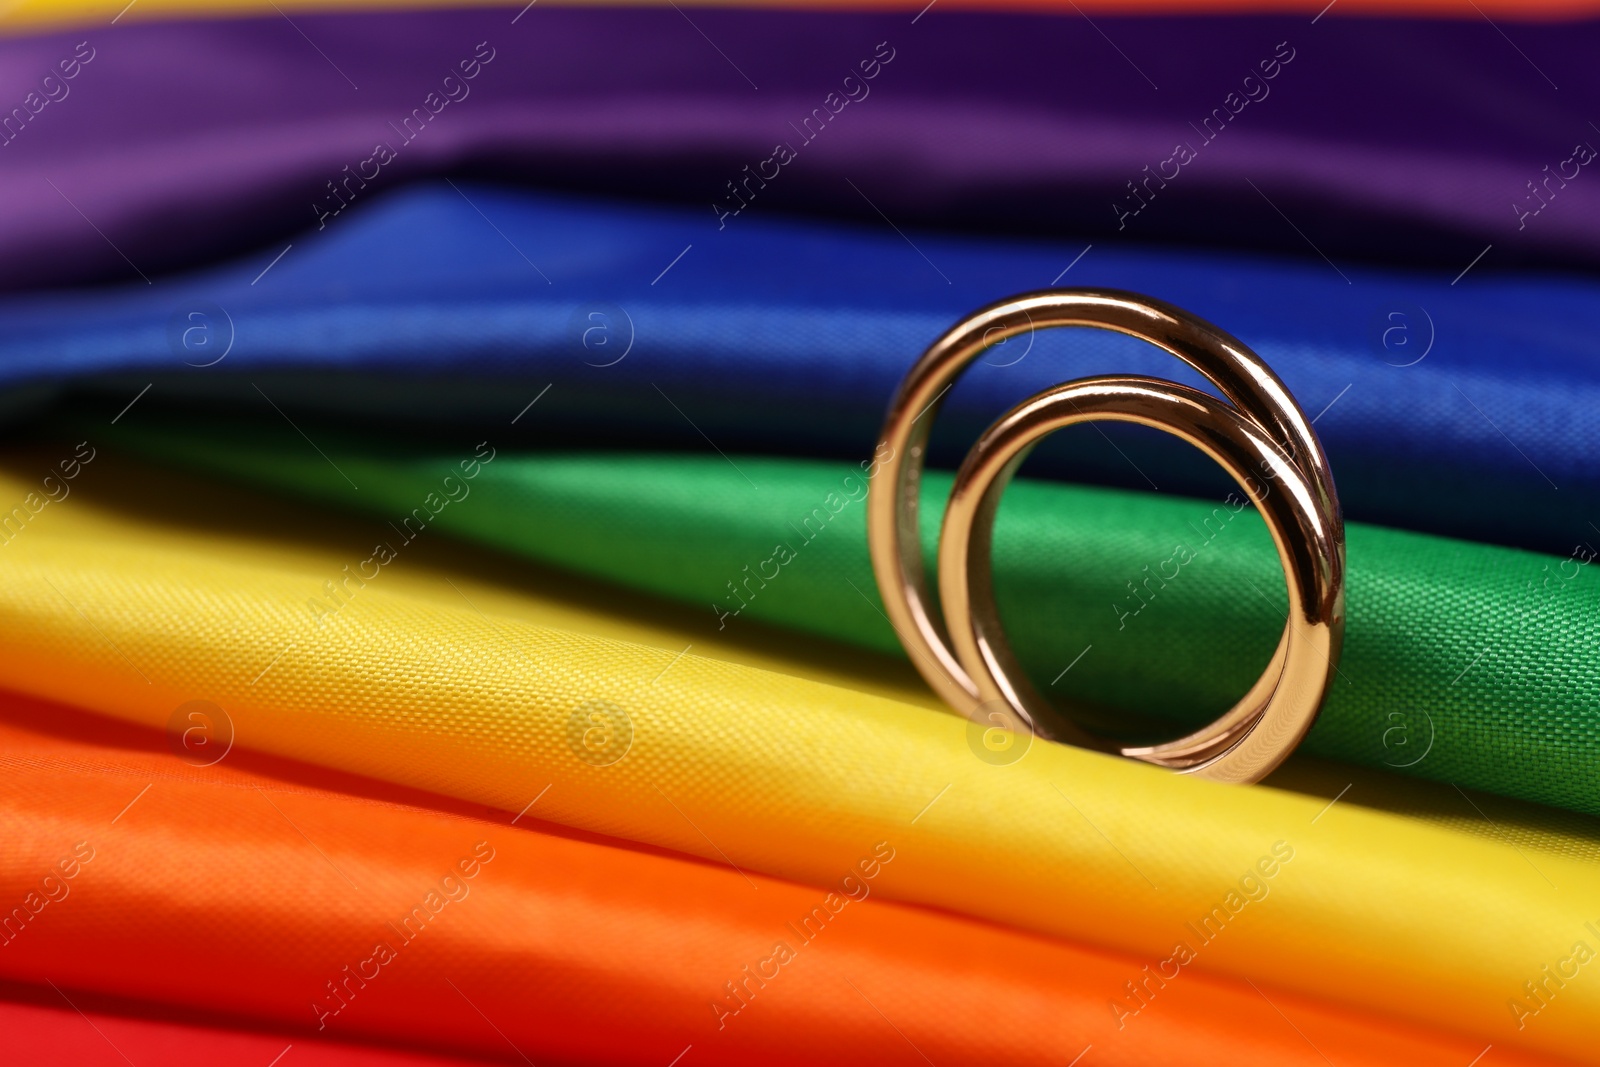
0;692;1561;1067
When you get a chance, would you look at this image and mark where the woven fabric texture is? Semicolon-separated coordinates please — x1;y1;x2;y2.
2;12;1600;296
4;694;1551;1066
18;183;1600;556
112;433;1600;819
0;996;511;1067
0;451;1596;1059
4;0;1595;37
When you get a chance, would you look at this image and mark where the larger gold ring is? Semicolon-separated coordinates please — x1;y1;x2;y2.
867;289;1345;784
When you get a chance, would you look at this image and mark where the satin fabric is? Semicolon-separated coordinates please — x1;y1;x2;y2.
0;448;1596;1059
1;11;1598;296
5;0;1597;38
101;433;1600;820
0;994;513;1067
20;183;1600;557
2;694;1569;1067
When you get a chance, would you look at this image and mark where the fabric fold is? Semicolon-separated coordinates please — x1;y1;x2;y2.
0;993;511;1067
0;448;1596;1059
5;0;1599;39
96;432;1600;820
14;183;1600;556
2;9;1599;296
4;695;1560;1066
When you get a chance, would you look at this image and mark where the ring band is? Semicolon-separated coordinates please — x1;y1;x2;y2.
867;289;1346;784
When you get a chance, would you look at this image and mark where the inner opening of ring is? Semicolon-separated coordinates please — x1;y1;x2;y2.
974;420;1288;747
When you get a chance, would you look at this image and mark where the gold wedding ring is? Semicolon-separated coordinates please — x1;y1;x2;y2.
867;290;1345;783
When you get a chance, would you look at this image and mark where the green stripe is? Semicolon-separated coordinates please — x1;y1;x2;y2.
107;424;1600;817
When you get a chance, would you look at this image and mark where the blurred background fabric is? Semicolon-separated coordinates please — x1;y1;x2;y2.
3;0;1600;1063
2;8;1600;293
5;184;1598;554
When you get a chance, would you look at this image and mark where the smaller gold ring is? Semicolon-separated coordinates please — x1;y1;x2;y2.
937;376;1342;783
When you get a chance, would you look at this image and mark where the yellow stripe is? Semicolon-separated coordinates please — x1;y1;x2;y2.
0;448;1594;1055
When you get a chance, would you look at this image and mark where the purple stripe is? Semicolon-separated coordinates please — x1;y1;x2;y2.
1;7;1597;290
